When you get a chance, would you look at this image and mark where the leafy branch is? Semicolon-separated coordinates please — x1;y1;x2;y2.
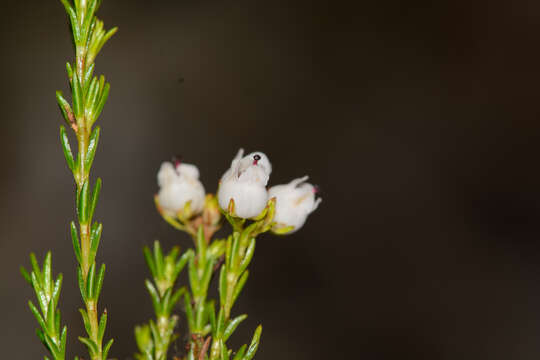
21;253;67;360
135;241;192;360
56;0;116;359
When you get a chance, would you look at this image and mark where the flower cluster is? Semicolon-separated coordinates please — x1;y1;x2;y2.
156;149;321;234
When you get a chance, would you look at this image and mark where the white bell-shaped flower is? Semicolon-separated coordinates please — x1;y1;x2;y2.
157;161;206;216
269;176;321;233
217;149;272;219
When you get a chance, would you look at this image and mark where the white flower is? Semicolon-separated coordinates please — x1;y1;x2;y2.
269;176;321;233
157;161;206;216
217;149;272;219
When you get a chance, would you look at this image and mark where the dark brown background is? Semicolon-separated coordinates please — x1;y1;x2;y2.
3;0;540;359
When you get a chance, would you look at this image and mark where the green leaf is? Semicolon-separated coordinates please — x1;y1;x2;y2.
79;309;92;338
85;76;100;121
78;267;86;302
43;252;52;295
232;271;249;305
29;253;42;281
145;280;161;315
219;266;227;305
98;310;107;343
71;73;83;119
78;180;89;223
86;263;96;299
52;273;63;308
83;64;95;93
174;248;192;281
167;287;185;315
20;266;32;284
232;344;247;360
78;337;98;357
244;325;262;360
143;246;156;279
223;314;247;342
28;300;47;331
57;95;75;130
85;126;100;172
94;264;106;300
60;0;79;44
93;82;110;123
71;221;82;265
215;307;225;336
66;62;73;82
46;293;56;330
102;338;114;360
60;326;67;354
89;177;101;221
153;241;164;277
89;222;102;263
220;341;229;360
188;256;199;295
239;238;256;274
184;291;195;330
208;300;216;332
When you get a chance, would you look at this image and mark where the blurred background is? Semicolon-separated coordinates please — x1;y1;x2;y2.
2;0;540;359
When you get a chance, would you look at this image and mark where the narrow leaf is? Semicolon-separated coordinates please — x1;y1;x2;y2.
71;221;82;265
85;126;100;172
244;325;262;360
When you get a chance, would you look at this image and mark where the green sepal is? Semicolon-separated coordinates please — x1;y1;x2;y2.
244;325;262;360
223;314;247;342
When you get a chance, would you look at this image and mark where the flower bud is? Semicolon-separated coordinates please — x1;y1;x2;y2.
157;161;206;217
217;149;271;219
269;176;321;233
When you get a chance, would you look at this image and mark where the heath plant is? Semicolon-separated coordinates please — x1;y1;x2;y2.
21;2;321;360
